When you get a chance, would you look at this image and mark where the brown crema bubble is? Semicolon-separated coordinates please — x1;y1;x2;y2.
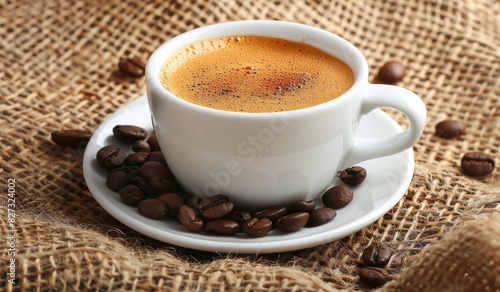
160;36;354;113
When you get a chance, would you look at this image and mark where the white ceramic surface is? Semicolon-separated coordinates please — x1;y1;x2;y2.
145;20;426;208
83;95;415;254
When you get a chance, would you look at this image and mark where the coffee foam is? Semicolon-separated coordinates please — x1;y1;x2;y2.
160;36;354;112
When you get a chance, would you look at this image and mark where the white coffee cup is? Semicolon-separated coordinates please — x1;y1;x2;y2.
146;20;426;209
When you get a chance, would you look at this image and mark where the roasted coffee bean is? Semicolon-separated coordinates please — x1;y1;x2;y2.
113;125;148;144
199;195;234;219
130;176;152;196
51;130;92;148
125;152;149;166
137;199;168;220
375;61;405;84
226;210;252;224
96;145;126;170
170;190;191;202
140;161;173;180
362;244;392;267
461;152;495;176
359;267;389;287
146;151;167;165
106;169;130;192
149;177;175;195
140;161;176;194
308;207;337;226
118;184;144;206
115;165;141;176
287;200;316;213
118;57;145;77
338;166;367;186
147;135;161;151
156;192;185;216
203;219;240;235
276;212;309;232
322;185;354;209
186;196;202;210
242;217;273;237
435;120;466;139
254;206;287;223
179;205;203;232
131;139;151;152
105;166;140;191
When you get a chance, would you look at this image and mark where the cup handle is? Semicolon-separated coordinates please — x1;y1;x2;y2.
342;84;427;168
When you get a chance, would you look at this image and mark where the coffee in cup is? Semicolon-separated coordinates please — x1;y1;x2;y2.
159;36;354;113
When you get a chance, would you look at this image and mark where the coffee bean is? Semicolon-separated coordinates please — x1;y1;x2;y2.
51;130;92;148
140;161;176;194
130;176;152;196
156;192;185;216
254;206;287;223
276;212;309;232
106;169;130;192
435;120;465;139
149;177;176;195
362;244;392;267
96;145;126;170
338;166;367;186
118;57;145;77
375;61;405;84
359;267;389;287
118;184;144;206
203;219;240;235
146;151;167;165
125;152;149;166
199;194;234;219
322;185;354;209
131;139;151;152
226;210;252;224
137;199;168;220
461;152;495;176
287;200;316;213
105;166;141;191
242;217;273;237
147;135;161;151
116;165;141;176
308;207;337;226
113;125;148;144
186;196;202;210
179;205;203;232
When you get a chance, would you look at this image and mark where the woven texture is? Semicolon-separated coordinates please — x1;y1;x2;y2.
1;0;499;291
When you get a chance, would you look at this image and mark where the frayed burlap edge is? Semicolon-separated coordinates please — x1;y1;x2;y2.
380;213;500;292
1;210;338;292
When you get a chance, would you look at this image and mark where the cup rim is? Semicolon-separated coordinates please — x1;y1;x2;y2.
146;20;369;118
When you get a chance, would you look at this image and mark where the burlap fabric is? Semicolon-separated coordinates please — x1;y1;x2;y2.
1;0;498;291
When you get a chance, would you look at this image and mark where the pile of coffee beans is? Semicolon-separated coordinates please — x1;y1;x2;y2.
359;244;392;287
95;124;365;237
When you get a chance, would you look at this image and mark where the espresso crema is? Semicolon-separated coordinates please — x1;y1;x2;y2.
160;36;354;113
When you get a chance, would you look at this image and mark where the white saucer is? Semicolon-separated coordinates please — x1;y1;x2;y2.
83;95;414;254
